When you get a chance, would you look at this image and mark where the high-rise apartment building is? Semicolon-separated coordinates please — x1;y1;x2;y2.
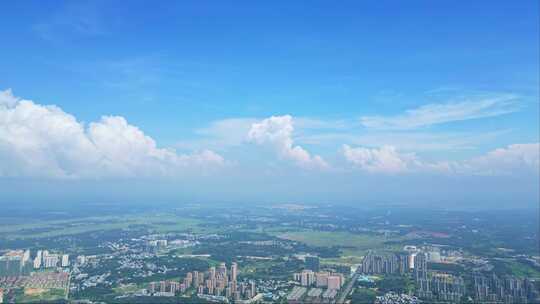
305;256;320;272
44;255;59;268
230;262;238;282
61;254;69;267
316;272;329;287
300;270;315;286
414;253;428;281
327;275;341;290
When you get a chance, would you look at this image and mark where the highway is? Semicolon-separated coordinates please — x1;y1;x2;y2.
336;271;360;304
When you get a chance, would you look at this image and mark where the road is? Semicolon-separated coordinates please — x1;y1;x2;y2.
336;271;360;304
65;272;71;300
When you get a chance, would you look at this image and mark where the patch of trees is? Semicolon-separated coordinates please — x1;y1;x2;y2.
350;288;377;303
377;275;411;294
428;262;465;274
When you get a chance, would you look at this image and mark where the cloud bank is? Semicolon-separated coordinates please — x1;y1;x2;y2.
343;143;539;176
248;115;328;169
0;89;224;178
0;89;536;180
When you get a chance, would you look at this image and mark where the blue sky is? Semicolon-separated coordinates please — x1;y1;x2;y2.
0;1;538;208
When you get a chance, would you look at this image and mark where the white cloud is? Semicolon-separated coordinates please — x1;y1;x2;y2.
0;89;18;107
360;94;519;129
342;145;420;174
460;143;540;176
293;117;350;130
2;89;534;179
248;115;328;169
33;1;106;42
343;143;539;176
299;130;511;152
0;89;224;178
177;116;352;151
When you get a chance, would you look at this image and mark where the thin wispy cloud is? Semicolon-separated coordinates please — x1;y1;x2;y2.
175;118;258;151
294;117;351;130
299;130;511;152
32;2;107;42
360;94;520;130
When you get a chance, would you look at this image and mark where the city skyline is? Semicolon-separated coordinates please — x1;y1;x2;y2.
0;201;537;303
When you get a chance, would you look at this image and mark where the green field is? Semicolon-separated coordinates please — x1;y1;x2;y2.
273;230;396;257
113;283;142;294
322;255;364;266
0;213;212;240
15;288;66;303
493;259;540;278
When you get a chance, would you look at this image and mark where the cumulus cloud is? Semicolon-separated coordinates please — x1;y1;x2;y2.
343;143;539;176
360;94;519;130
0;89;224;178
342;145;419;174
248;115;328;169
460;143;540;176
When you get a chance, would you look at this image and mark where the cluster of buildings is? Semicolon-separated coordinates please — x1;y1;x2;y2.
143;236;198;253
404;245;449;264
360;249;466;302
148;280;180;297
0;250;32;277
0;249;72;277
285;286;339;303
359;247;540;303
414;252;466;302
289;267;345;302
0;271;69;289
0;250;73;303
145;239;168;253
286;286;306;303
286;255;348;302
416;272;465;302
0;271;69;303
474;274;539;303
32;250;69;269
304;256;320;272
147;262;258;301
292;270;345;291
292;255;347;290
360;246;446;276
375;292;419;304
360;251;410;275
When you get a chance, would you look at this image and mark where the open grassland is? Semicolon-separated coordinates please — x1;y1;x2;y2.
0;214;214;240
15;288;66;303
321;255;365;266
113;283;141;294
275;230;386;248
273;230;399;257
493;259;540;278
